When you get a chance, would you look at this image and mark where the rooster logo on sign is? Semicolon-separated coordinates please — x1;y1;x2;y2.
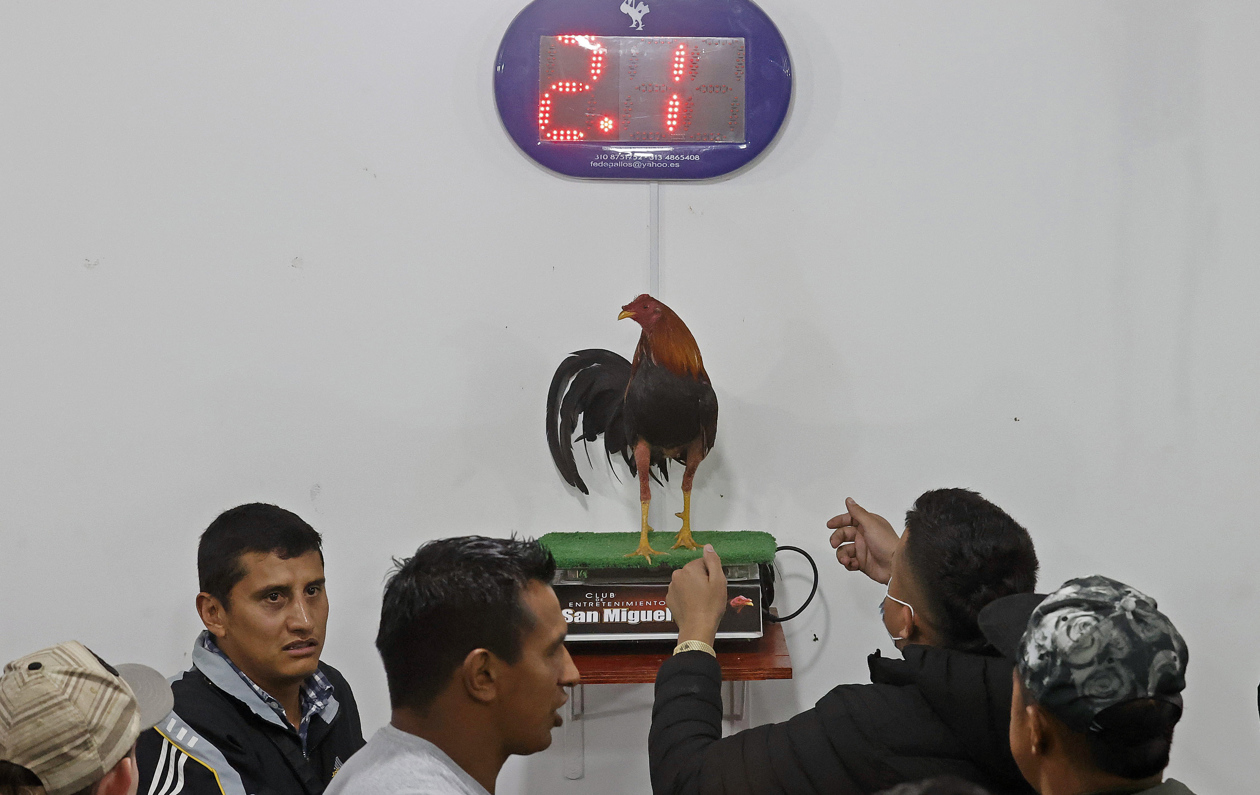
620;0;649;30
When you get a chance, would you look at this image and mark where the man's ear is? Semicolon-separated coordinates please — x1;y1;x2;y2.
460;648;501;705
196;592;229;639
892;603;916;643
1027;701;1052;756
94;748;137;795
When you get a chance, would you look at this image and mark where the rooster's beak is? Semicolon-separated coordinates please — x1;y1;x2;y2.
617;310;635;320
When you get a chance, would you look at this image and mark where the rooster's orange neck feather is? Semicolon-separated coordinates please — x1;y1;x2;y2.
631;307;708;381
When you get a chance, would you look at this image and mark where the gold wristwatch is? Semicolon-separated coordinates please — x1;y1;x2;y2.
673;640;717;657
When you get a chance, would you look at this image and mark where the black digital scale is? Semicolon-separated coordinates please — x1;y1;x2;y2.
553;562;764;642
540;531;777;642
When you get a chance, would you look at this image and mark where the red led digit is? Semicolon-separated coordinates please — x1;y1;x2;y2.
539;83;591;140
557;34;606;82
550;81;590;94
672;44;686;83
591;47;606;82
538;93;552;132
540;36;607;143
599;116;615;133
665;94;681;133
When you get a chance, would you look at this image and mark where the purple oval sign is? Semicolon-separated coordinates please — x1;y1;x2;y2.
495;0;792;180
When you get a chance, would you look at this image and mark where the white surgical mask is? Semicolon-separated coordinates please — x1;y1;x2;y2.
878;575;916;642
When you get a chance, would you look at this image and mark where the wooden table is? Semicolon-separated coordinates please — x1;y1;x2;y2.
560;620;793;779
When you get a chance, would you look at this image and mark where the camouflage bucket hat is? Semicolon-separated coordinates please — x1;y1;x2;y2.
980;575;1188;734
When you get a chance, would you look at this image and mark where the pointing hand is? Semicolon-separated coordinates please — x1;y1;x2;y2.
667;545;728;647
826;497;898;585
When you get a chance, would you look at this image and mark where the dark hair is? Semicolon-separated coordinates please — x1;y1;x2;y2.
903;488;1039;653
0;762;95;795
1085;698;1181;779
375;536;556;712
876;775;991;795
197;503;323;606
0;762;42;795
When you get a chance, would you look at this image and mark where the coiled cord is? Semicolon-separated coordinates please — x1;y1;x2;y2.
760;545;819;623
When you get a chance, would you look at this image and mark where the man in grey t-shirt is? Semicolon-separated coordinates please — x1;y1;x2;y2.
326;724;488;795
327;537;580;795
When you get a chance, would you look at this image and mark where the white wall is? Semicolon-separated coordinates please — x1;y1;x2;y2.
2;1;1257;791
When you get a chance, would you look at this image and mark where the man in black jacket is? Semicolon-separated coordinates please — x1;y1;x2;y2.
137;504;365;795
651;488;1040;795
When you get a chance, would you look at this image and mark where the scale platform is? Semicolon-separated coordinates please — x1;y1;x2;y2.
539;531;776;642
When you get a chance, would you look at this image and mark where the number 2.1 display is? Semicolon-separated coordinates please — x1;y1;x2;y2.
539;35;745;144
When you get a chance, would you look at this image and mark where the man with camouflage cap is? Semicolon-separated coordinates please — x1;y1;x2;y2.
978;575;1194;795
0;641;173;795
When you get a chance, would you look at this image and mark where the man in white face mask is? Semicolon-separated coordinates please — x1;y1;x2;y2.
652;488;1042;795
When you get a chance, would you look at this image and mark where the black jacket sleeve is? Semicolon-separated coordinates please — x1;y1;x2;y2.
649;646;1036;795
649;652;872;795
649;651;723;794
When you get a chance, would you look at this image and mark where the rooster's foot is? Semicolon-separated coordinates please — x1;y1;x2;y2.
627;502;666;563
672;515;699;550
625;538;667;564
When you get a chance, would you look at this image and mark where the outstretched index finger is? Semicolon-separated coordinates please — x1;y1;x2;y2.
827;497;869;529
844;497;872;520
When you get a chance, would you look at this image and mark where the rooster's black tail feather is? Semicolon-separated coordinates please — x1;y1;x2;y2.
546;349;633;494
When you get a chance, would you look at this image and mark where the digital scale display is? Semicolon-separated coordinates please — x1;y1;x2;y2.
539;35;745;144
495;0;791;180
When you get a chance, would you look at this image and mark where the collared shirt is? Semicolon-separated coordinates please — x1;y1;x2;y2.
200;633;334;754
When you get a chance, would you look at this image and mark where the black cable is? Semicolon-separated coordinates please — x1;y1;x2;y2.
763;545;818;623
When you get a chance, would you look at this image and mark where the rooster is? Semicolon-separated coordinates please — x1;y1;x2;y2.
620;0;649;30
547;295;718;562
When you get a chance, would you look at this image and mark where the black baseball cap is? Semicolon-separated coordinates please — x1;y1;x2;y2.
979;575;1187;734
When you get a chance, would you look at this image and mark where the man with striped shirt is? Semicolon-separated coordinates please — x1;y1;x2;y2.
136;504;365;795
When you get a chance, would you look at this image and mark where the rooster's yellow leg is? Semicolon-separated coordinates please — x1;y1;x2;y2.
673;439;706;550
626;500;665;563
673;490;698;550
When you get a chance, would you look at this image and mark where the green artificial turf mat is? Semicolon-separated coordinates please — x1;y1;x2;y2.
539;531;777;569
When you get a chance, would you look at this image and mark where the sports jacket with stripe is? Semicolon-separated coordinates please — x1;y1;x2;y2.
136;639;365;795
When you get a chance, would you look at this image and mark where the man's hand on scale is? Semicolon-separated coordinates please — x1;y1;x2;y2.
667;544;728;648
827;497;899;585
